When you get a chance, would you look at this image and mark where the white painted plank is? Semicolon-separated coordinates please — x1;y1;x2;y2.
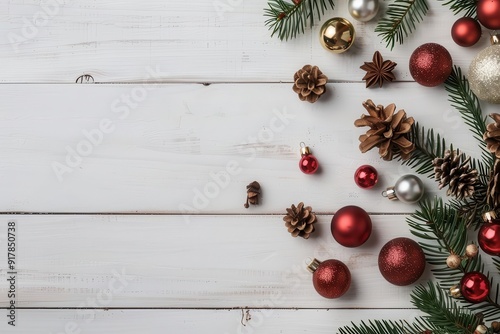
1;83;497;213
0;0;492;83
0;214;436;308
0;309;424;334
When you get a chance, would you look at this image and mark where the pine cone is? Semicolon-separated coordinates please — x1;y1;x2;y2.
484;113;500;158
283;202;316;239
292;65;328;103
244;181;261;208
354;100;415;161
487;158;500;209
432;150;478;200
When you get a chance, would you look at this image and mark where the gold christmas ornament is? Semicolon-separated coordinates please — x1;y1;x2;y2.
449;285;462;298
319;17;356;53
465;244;479;258
475;325;488;334
469;34;500;104
446;254;461;269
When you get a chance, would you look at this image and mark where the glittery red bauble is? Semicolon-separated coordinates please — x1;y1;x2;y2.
409;43;453;87
478;221;500;256
477;0;500;30
451;17;482;47
312;259;351;299
299;155;319;174
460;271;490;303
354;165;378;189
331;205;372;247
378;237;426;286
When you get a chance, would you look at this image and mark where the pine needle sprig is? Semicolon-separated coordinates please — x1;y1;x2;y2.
337;319;431;334
264;0;334;40
495;258;500;274
411;282;481;334
375;0;429;50
445;66;493;169
438;0;477;17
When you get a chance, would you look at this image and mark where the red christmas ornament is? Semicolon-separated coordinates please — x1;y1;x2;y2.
451;17;482;47
409;43;453;87
299;142;319;174
331;205;372;247
478;220;500;256
354;165;378;189
477;0;500;30
460;271;490;303
378;237;426;286
307;258;351;299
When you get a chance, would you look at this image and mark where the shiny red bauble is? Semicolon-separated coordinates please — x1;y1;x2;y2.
331;206;372;247
299;154;319;174
460;271;490;303
477;0;500;30
409;43;453;87
311;259;351;299
378;237;426;286
478;221;500;256
451;17;482;47
354;165;378;189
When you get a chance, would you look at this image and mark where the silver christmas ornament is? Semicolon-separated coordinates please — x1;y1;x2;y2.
348;0;379;22
469;34;500;104
382;174;424;204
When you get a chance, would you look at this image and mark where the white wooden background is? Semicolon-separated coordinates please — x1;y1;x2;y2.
0;0;499;333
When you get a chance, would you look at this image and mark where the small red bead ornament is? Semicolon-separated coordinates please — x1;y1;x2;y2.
478;212;500;256
354;165;378;189
409;43;453;87
331;205;372;247
299;142;319;174
460;271;490;303
477;0;500;30
451;17;482;47
307;258;351;299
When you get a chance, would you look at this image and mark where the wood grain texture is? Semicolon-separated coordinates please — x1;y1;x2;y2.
0;214;440;308
0;0;492;83
1;83;497;213
0;309;424;334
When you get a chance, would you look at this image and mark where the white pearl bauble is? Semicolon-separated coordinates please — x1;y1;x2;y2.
348;0;379;22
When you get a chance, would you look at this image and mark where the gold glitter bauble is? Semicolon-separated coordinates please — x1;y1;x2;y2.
469;35;500;104
319;17;356;53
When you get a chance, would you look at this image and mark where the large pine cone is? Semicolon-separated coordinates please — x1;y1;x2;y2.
354;100;415;161
484;113;500;158
433;150;478;200
292;65;328;103
283;202;316;239
487;158;500;209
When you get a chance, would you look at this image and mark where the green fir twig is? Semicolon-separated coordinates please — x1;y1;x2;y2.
264;0;334;40
439;0;477;17
337;319;431;334
375;0;429;50
495;258;500;274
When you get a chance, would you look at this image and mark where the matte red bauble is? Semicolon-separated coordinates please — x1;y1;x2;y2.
409;43;453;87
378;237;426;286
307;258;351;299
299;143;319;174
460;271;490;303
451;17;482;47
477;0;500;30
354;165;378;189
331;205;372;247
478;221;500;256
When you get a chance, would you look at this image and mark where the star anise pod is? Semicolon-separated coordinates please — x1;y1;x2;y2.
360;51;397;88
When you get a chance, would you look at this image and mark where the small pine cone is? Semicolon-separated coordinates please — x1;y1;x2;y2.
354;100;415;161
292;65;328;103
432;150;478;200
484;113;500;158
283;202;317;239
487;158;500;209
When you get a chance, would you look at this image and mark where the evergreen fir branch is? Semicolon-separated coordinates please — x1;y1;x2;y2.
375;0;429;50
411;282;481;334
495;258;500;274
445;66;493;169
337;319;432;334
439;0;477;17
264;0;334;40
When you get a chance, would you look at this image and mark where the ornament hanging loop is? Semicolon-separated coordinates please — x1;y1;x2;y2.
300;142;311;155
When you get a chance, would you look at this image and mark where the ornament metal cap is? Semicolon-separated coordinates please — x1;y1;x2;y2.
491;33;500;45
382;187;398;201
307;258;322;273
300;142;311;156
482;211;497;223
